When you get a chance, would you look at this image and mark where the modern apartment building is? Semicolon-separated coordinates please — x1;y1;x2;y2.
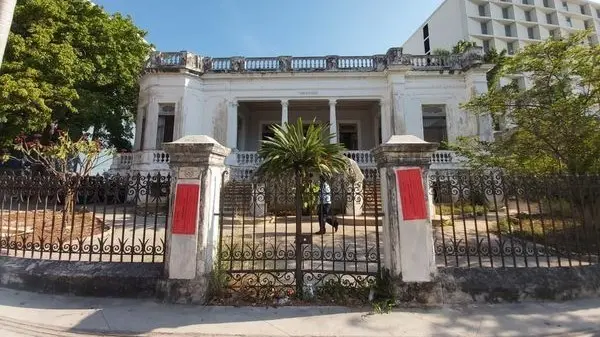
402;0;600;55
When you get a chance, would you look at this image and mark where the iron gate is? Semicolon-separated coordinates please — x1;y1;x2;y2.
217;168;382;300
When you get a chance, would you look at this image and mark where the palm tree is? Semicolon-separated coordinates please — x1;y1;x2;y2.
0;0;17;69
256;117;347;292
256;117;347;182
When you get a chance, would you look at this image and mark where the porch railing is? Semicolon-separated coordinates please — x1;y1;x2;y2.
233;150;460;168
145;47;484;74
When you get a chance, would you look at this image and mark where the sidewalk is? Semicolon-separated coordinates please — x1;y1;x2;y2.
0;287;599;337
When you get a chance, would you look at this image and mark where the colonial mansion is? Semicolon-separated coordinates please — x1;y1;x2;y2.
109;46;493;175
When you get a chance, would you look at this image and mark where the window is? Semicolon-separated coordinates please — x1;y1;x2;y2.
481;22;488;34
543;0;550;8
338;123;359;150
156;103;175;149
525;10;533;22
528;27;535;39
505;24;512;37
478;4;487;16
550;29;559;38
581;5;586;15
422;24;429;38
502;7;510;19
424;39;431;54
562;2;568;11
566;17;572;27
507;42;515;55
483;40;490;52
522;0;530;5
422;105;447;145
597;9;600;18
546;13;554;24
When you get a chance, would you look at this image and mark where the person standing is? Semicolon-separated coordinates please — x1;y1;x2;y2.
315;175;339;235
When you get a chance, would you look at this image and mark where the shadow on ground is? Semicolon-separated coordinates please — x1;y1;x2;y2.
0;288;599;336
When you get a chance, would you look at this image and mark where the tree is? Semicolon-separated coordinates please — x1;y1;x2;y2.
432;48;451;56
0;0;17;68
256;118;348;181
452;40;477;54
0;0;152;149
5;130;105;214
483;48;507;88
454;31;600;175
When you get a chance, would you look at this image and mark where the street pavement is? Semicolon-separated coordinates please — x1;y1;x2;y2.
0;287;599;336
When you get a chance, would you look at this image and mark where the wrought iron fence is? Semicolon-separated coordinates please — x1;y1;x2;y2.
431;170;600;268
218;168;382;301
0;172;170;262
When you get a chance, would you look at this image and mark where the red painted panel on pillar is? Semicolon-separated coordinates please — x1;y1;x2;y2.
395;168;427;221
172;184;200;235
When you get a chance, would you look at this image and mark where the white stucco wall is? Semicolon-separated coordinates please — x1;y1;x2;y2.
401;0;468;54
136;66;490;152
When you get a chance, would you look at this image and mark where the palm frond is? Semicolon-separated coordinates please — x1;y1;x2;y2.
256;118;347;179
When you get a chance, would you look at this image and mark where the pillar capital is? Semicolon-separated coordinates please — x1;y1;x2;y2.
328;98;337;106
280;99;289;107
373;135;438;169
228;100;238;108
164;135;231;168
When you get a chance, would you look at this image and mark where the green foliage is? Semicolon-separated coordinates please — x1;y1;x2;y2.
452;40;477;54
301;182;320;215
455;31;600;175
369;269;396;314
483;48;508;89
432;48;451;56
0;0;152;149
256;118;348;180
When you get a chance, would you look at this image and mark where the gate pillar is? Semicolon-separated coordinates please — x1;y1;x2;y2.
159;135;230;303
373;135;438;282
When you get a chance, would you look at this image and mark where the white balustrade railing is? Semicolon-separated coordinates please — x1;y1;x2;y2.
343;151;375;167
431;150;454;164
118;153;133;166
291;57;327;70
152;151;170;164
245;58;279;71
113;149;460;172
236;151;261;166
337;56;374;70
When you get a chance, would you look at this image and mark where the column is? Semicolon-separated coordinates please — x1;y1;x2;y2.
133;105;144;151
281;99;289;125
160;135;231;303
373;135;438;282
143;98;159;150
329;99;338;143
379;99;392;142
226;100;238;149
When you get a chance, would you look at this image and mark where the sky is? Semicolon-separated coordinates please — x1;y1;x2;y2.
93;0;446;57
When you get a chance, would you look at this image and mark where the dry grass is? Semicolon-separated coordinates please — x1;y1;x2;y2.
1;210;107;244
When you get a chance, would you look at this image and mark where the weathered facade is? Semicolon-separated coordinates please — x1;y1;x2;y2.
110;46;493;174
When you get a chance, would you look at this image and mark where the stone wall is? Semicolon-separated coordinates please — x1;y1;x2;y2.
391;265;600;306
0;257;162;298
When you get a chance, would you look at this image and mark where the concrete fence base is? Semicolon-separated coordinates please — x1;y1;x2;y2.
392;265;600;307
0;257;162;298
